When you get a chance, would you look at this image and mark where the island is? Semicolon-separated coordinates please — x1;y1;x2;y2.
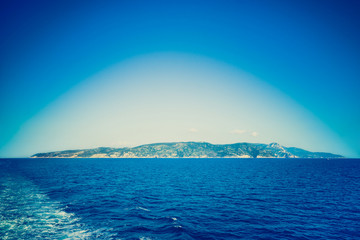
31;142;343;158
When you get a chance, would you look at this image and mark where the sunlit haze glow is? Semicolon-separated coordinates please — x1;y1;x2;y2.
1;53;353;157
1;1;359;157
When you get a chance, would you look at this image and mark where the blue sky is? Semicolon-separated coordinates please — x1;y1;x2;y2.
1;0;359;157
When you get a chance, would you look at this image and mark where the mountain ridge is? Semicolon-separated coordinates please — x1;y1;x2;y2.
31;141;343;158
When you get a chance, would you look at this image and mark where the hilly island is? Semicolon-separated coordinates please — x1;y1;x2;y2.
31;142;342;158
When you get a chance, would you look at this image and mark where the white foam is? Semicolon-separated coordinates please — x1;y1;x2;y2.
0;174;92;239
139;237;152;240
136;206;150;212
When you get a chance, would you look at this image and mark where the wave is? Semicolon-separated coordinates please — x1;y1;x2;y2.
136;206;151;212
0;173;91;240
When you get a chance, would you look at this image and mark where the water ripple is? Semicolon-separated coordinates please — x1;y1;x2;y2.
1;158;360;239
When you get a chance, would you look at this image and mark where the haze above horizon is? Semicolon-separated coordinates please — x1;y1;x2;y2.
1;0;359;157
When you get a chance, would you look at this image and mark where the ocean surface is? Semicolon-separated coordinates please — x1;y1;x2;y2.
0;158;359;240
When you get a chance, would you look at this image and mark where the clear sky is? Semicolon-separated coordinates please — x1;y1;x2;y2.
1;0;359;157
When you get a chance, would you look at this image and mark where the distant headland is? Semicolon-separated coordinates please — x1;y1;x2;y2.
31;142;343;158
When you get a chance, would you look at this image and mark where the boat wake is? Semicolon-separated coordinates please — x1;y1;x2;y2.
0;173;91;240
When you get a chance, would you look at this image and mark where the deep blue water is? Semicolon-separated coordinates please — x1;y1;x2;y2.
0;158;359;239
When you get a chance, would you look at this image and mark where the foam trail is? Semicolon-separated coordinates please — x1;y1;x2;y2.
137;206;150;212
0;173;91;239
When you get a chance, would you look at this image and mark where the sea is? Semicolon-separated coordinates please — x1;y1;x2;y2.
0;158;359;240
